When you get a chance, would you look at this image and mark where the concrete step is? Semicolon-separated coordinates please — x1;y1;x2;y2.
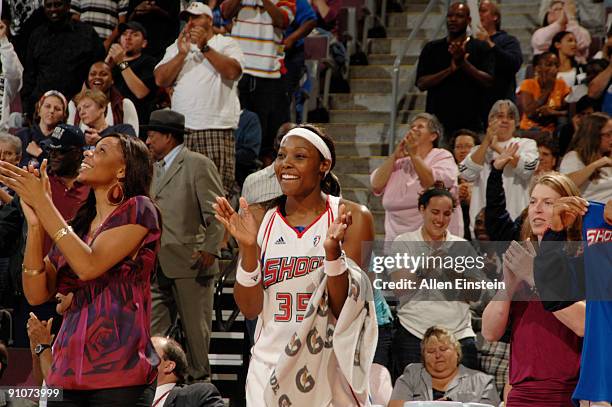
318;123;410;142
333;172;372;189
349;64;413;80
369;37;427;55
330;92;426;111
341;187;385;214
329;109;418;123
335;141;389;157
367;54;417;65
333;156;385;174
499;3;540;15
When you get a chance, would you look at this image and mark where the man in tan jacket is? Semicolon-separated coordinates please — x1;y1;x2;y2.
145;109;224;382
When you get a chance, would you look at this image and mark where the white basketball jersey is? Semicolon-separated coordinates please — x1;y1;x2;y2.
251;195;341;366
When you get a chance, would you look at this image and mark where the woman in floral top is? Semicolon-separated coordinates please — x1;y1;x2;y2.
0;133;161;406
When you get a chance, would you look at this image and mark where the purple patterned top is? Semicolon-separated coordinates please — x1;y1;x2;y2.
46;196;161;390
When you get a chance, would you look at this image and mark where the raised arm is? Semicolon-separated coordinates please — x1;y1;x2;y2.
154;31;189;88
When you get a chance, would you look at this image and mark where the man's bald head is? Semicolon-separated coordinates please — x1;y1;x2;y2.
447;2;471;37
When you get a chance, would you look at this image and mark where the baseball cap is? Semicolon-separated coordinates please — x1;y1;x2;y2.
118;21;148;39
180;2;213;20
48;124;86;151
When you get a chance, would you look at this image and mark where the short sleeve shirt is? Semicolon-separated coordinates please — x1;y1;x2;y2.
46;196;161;390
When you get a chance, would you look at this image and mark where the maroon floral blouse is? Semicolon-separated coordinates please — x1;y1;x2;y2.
46;196;161;390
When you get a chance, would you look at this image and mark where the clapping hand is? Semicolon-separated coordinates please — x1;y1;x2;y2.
493;142;519;170
0;159;51;208
214;197;259;248
503;240;537;287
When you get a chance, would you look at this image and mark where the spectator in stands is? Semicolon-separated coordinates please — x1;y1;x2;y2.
156;2;244;194
74;89;137;146
0;134;21;204
0;133;160;405
482;161;585;406
107;21;157;125
371;113;463;240
549;30;584;87
21;0;105;119
26;312;54;385
0;20;23;131
283;0;316;114
388;326;499;406
538;0;604;32
416;1;494;142
588;57;612;115
536;133;560;175
558;94;597;156
128;0;180;62
0;199;22;257
390;185;480;380
6;0;45;64
460;100;539;237
151;336;225;407
240;122;290;205
0;341;37;406
223;0;294;163
476;0;522;109
452;129;478;240
145;109;225;382
235;108;262;187
532;0;591;64
70;0;129;49
67;62;139;135
44;124;91;254
518;52;570;132
560;112;612;202
593;25;612;61
17;90;68;168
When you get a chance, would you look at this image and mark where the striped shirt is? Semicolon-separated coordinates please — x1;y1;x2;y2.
225;0;296;78
71;0;129;39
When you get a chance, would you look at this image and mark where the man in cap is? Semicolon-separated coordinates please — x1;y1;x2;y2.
145;109;225;382
107;21;158;125
45;124;90;254
155;2;244;195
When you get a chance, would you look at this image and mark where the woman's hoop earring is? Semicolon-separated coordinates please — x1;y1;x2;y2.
107;179;125;206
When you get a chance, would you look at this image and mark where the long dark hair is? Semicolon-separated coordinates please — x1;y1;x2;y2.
263;124;341;211
71;133;154;236
549;31;578;68
569;112;610;180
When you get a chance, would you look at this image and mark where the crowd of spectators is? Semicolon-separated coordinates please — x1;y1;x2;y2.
0;0;610;406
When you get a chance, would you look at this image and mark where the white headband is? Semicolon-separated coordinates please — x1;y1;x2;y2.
281;128;332;165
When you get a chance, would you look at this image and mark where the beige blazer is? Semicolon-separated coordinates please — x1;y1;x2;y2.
152;146;225;278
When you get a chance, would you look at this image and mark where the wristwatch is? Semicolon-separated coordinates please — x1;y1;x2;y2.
201;44;210;54
118;61;130;71
35;343;52;356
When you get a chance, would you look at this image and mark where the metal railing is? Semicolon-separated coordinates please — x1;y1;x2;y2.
387;0;450;155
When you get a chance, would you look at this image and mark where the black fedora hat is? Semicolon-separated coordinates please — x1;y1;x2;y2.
141;109;190;135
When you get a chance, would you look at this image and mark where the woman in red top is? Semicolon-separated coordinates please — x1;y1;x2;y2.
481;146;585;406
0;134;160;406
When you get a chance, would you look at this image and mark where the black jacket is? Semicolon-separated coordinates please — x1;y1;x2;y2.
163;383;225;407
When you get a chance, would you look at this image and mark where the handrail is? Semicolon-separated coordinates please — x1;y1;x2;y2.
387;0;450;155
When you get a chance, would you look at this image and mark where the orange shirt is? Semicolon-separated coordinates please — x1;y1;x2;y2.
518;78;570;131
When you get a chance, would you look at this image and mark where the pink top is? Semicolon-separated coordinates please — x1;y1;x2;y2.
531;19;591;64
370;148;463;241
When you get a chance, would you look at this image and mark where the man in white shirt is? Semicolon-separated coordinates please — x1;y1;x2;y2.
155;2;244;195
0;20;23;132
151;336;224;407
460;99;539;236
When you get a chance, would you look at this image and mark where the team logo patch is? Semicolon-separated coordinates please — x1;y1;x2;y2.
275;236;286;245
279;395;292;406
306;327;324;355
285;333;302;356
325;324;334;348
313;235;321;247
296;366;315;393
